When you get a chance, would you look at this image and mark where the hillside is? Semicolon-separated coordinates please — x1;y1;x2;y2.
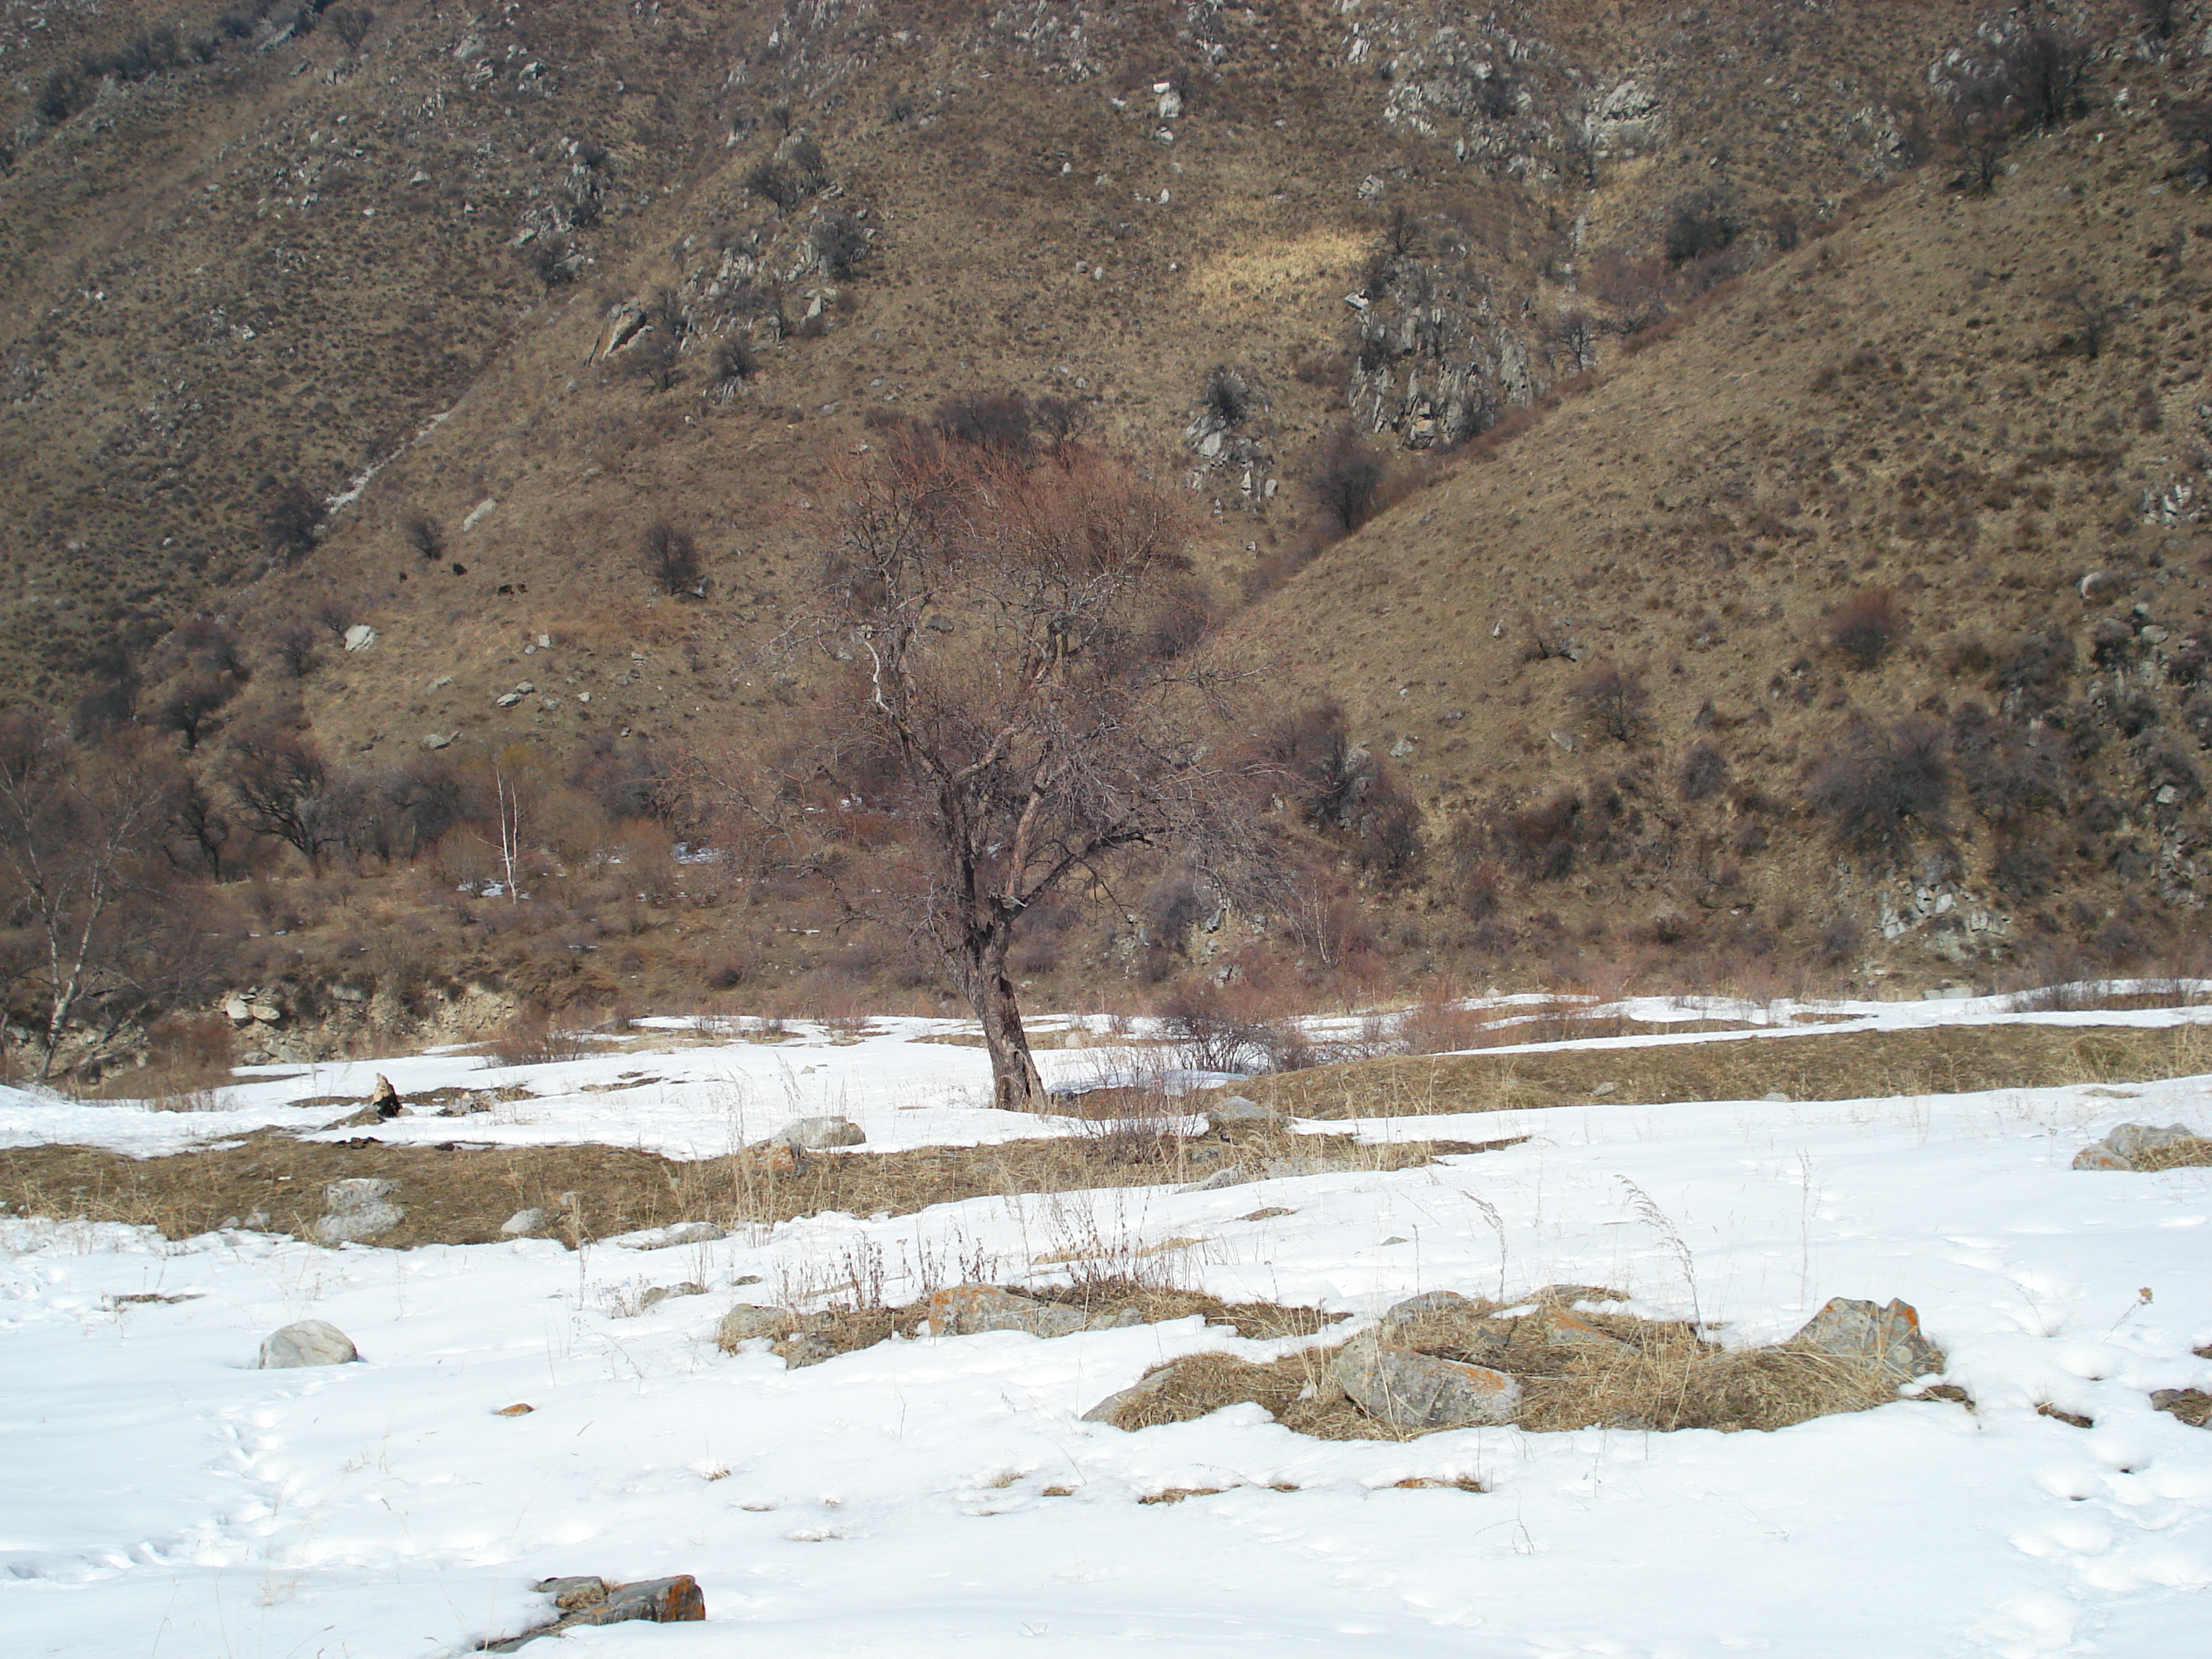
5;0;2211;1077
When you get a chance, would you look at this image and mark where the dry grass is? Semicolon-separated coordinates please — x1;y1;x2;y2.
1220;1023;2212;1120
2127;1137;2212;1172
0;1123;1499;1247
1092;1300;1940;1440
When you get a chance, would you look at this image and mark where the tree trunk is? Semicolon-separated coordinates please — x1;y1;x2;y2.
964;931;1044;1112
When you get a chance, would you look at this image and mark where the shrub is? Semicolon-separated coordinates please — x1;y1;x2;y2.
403;515;445;561
270;619;318;678
1664;189;1737;265
1804;719;1951;869
1680;742;1729;801
811;210;868;279
263;482;325;558
1822;588;1905;670
934;390;1034;454
2002;27;2092;135
1309;426;1385;534
1202;366;1249;427
1570;665;1650;745
711;337;757;388
639;522;703;597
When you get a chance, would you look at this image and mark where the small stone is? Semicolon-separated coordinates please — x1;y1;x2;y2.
1331;1332;1521;1429
258;1318;359;1368
1588;1081;1618;1097
1786;1297;1943;1384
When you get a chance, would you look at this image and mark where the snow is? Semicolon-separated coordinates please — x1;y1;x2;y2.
3;994;2211;1655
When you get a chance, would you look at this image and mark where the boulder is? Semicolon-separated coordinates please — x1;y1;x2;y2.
370;1074;402;1119
2073;1122;2203;1171
1331;1331;1521;1429
314;1177;403;1246
1203;1094;1281;1135
1786;1297;1943;1384
716;1304;802;1346
258;1318;359;1368
343;624;377;652
924;1285;1135;1339
739;1138;805;1176
773;1115;866;1150
500;1208;548;1237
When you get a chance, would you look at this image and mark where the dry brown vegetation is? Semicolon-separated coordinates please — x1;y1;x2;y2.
1221;1022;2212;1119
0;1121;1491;1248
1092;1294;1930;1440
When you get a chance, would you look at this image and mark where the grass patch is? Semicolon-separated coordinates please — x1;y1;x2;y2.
0;1126;1496;1247
1220;1023;2212;1119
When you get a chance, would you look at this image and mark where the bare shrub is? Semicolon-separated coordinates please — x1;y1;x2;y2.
711;337;757;390
1664;189;1737;265
811;210;868;278
1569;665;1650;745
1201;366;1250;427
1822;588;1906;670
639;522;703;597
1309;426;1385;534
262;482;325;559
933;390;1034;454
403;515;445;562
1680;742;1729;801
1804;719;1951;869
492;1004;590;1067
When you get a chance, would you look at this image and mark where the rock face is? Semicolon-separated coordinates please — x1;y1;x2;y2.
314;1178;403;1246
258;1318;359;1368
924;1285;1140;1339
773;1115;866;1150
2074;1122;2208;1170
1786;1298;1943;1384
1330;1331;1521;1429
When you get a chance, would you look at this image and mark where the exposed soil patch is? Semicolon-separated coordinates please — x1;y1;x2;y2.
0;1126;1493;1248
1221;1024;2212;1119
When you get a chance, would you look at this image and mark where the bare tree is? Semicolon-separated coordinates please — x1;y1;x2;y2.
757;436;1264;1108
0;719;163;1084
226;730;341;873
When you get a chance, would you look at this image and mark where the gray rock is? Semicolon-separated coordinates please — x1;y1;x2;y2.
500;1208;548;1237
1203;1095;1281;1135
1331;1331;1521;1429
774;1115;866;1150
923;1285;1127;1339
315;1177;403;1246
622;1220;727;1249
1178;1164;1249;1193
2108;1122;2197;1161
1082;1368;1177;1425
2074;1122;2201;1171
1786;1297;1943;1384
716;1304;802;1345
342;624;377;652
258;1318;359;1368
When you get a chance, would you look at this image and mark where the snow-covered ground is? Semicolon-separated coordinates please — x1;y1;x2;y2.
4;991;2211;1655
